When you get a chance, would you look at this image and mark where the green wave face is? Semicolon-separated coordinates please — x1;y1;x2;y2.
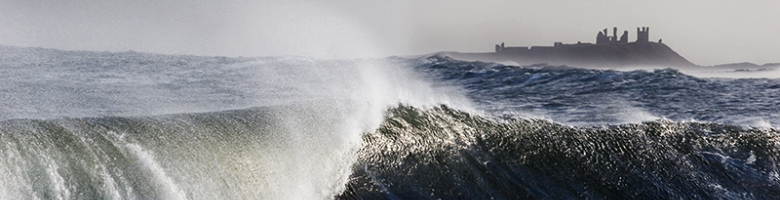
0;105;363;200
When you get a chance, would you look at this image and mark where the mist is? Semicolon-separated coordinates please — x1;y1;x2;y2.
1;0;778;65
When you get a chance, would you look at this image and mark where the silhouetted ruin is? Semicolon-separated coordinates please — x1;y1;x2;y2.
637;27;649;43
497;27;649;53
449;27;695;67
620;31;629;43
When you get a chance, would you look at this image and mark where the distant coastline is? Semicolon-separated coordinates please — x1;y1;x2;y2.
2;39;777;70
443;27;776;69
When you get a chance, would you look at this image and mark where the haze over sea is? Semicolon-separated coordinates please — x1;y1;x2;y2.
2;1;780;199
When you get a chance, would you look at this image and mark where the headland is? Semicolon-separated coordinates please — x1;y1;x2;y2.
444;27;697;68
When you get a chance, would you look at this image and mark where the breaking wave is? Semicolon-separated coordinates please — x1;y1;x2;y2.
2;46;780;199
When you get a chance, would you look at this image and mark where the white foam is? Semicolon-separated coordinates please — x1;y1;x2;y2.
679;66;780;79
0;141;34;199
97;164;122;200
747;151;757;165
124;144;187;200
42;154;70;200
742;118;774;129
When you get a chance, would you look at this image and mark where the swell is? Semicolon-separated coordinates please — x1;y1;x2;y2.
339;105;780;199
4;104;780;199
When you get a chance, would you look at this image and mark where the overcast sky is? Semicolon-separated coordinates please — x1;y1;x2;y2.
1;0;778;65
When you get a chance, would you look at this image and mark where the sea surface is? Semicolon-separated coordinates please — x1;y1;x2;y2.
1;46;779;199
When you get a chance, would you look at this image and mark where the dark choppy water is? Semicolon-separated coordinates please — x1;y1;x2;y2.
340;105;780;199
1;46;779;199
416;55;780;127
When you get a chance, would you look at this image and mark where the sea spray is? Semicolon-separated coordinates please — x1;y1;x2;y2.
0;105;364;199
124;143;187;199
0;53;470;199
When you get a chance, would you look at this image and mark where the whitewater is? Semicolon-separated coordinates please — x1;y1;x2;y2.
1;46;780;199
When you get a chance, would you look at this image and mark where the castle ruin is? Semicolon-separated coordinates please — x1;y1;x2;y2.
496;27;651;53
637;27;650;43
456;26;694;67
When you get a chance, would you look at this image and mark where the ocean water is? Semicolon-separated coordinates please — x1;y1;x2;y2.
1;46;779;199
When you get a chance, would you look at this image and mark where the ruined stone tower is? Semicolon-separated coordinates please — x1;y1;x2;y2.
637;27;649;43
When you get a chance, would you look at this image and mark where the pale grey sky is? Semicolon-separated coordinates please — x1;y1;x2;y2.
1;0;778;65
